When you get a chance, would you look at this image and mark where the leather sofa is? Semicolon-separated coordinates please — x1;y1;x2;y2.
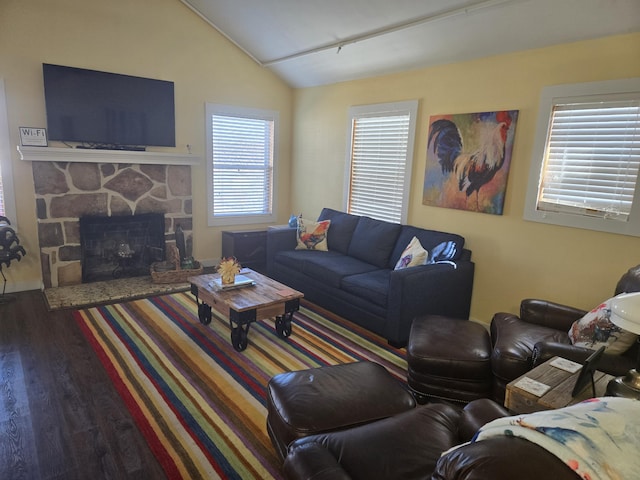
266;208;475;346
283;398;581;480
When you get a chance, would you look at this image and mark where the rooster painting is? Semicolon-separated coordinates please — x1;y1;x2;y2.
423;110;518;214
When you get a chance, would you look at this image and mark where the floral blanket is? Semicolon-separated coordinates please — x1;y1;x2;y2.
473;397;640;480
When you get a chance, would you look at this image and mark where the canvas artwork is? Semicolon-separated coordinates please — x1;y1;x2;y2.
422;110;519;215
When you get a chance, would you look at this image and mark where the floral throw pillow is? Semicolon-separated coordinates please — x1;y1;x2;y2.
296;218;331;251
568;296;638;355
394;236;428;270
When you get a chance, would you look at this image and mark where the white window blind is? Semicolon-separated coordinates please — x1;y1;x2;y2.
347;101;417;224
206;103;278;226
524;78;640;237
537;100;640;221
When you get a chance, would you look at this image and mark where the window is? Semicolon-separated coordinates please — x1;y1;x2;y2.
0;78;16;226
346;100;418;224
524;78;640;236
206;104;278;226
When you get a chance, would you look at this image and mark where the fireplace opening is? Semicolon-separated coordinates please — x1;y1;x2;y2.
79;213;166;283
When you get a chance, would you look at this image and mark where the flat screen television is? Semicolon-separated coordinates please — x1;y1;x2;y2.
43;63;175;149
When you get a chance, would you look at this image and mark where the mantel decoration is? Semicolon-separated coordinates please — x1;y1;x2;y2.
423;110;519;215
218;257;241;285
0;216;27;304
19;126;48;147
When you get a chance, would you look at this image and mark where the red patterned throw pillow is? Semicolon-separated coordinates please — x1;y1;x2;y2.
296;218;331;251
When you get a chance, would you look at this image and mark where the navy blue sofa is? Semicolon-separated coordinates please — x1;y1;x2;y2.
266;208;475;346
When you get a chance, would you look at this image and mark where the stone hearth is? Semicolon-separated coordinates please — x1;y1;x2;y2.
43;276;191;310
33;161;192;288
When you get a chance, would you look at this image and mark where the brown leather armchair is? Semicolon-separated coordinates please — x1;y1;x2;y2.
283;399;580;480
490;265;640;403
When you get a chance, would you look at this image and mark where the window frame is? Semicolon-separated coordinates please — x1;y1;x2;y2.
344;100;418;224
524;78;640;237
206;103;278;227
0;78;17;228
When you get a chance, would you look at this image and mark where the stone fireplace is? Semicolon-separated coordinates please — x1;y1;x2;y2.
32;160;193;288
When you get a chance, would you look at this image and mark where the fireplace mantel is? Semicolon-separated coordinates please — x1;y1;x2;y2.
18;145;201;165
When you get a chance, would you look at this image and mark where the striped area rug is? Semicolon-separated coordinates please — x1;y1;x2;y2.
73;292;407;479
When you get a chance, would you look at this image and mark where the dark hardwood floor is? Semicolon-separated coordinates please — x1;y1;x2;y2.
0;290;165;480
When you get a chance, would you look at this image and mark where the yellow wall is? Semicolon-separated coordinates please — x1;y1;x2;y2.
0;0;293;292
2;0;639;325
292;33;640;324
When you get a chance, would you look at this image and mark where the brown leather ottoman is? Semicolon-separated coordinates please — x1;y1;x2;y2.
266;361;416;460
407;315;492;404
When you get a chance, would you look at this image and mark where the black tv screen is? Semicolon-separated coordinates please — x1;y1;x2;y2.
43;64;175;148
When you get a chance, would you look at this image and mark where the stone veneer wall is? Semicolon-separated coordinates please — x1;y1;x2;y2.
32;161;192;288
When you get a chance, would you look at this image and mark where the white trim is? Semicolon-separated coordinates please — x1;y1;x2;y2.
524;77;640;236
0;79;17;228
7;280;43;294
17;145;200;165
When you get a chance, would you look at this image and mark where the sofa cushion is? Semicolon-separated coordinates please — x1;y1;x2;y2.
290;403;463;480
318;208;360;254
296;218;331;251
274;249;343;272
304;254;380;288
341;270;390;307
389;226;465;269
348;216;401;269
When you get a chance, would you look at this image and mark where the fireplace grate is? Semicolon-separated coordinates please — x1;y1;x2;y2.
79;213;166;283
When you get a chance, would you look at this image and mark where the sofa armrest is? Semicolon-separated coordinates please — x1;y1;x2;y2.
532;341;635;376
284;442;352;480
458;399;509;443
433;436;580;480
266;228;297;273
519;299;586;331
385;260;475;346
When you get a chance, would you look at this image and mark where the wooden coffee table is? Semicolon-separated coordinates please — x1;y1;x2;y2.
188;269;303;351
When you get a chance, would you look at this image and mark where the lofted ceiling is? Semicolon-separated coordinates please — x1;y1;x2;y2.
182;0;640;88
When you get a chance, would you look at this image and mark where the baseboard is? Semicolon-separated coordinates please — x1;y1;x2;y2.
4;280;43;293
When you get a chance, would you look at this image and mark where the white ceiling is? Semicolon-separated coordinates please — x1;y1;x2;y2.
182;0;640;88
